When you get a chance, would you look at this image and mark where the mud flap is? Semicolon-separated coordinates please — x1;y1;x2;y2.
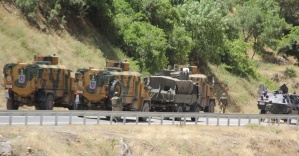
5;90;10;99
75;94;80;104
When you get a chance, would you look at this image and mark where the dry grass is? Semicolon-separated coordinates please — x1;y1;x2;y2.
0;125;299;156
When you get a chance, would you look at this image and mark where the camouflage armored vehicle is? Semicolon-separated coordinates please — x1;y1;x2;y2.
74;60;151;120
257;84;299;116
149;72;214;121
3;54;76;110
157;65;216;113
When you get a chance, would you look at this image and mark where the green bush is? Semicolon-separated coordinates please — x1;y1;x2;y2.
284;67;296;78
15;0;38;14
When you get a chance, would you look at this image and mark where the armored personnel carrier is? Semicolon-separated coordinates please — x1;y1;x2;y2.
155;65;216;114
73;60;151;120
257;84;299;115
3;54;76;110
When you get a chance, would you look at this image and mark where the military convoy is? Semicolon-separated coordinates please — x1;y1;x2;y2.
3;54;76;110
3;55;215;121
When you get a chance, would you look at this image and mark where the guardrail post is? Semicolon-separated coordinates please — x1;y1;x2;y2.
55;112;58;126
227;116;230;126
217;116;219;126
195;115;198;125
9;113;12;126
40;113;43;126
287;117;290;126
248;117;251;124
267;117;270;126
123;116;126;125
172;116;175;125
25;113;28;126
277;117;280;126
110;113;113;125
161;115;163;125
69;111;72;125
297;116;299;126
206;116;209;125
97;112;100;124
258;116;261;125
184;116;186;125
136;115;139;125
148;116;151;125
83;112;86;125
238;116;240;126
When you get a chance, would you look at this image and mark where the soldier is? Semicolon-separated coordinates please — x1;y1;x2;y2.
218;93;228;113
111;92;122;122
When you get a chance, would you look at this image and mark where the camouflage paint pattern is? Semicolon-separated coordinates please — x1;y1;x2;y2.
74;67;151;111
155;65;215;112
106;59;130;71
3;55;76;109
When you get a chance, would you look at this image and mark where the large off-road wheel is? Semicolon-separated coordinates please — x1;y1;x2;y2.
35;104;41;110
139;102;150;122
6;99;19;110
191;104;200;121
110;80;122;97
208;101;215;113
41;94;54;110
175;105;183;121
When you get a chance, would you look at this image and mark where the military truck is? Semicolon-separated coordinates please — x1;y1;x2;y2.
156;65;216;114
74;60;151;121
3;54;76;110
257;84;299;115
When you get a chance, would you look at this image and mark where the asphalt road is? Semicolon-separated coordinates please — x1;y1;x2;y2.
0;115;295;126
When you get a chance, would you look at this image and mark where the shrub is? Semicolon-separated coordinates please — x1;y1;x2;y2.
284;67;296;78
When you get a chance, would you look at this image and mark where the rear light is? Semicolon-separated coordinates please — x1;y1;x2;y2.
103;95;108;99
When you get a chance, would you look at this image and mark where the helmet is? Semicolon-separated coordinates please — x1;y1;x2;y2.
222;93;226;96
114;92;119;96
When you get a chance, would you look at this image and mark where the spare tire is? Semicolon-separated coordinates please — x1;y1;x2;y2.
110;80;122;97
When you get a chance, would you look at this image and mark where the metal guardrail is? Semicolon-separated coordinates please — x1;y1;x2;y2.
0;110;298;126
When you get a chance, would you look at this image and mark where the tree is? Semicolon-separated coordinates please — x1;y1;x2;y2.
278;26;299;63
276;0;299;26
178;0;227;65
233;0;289;59
123;22;168;72
166;26;192;65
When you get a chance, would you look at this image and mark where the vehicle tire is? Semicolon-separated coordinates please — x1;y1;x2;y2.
110;80;122;97
6;99;19;110
35;104;41;110
139;102;150;122
41;94;54;110
191;104;200;121
175;105;183;121
209;101;215;113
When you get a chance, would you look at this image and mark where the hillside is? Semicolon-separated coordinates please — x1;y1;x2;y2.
1;2;299;114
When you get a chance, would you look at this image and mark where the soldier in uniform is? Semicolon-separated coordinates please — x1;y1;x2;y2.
111;92;122;122
218;93;228;113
